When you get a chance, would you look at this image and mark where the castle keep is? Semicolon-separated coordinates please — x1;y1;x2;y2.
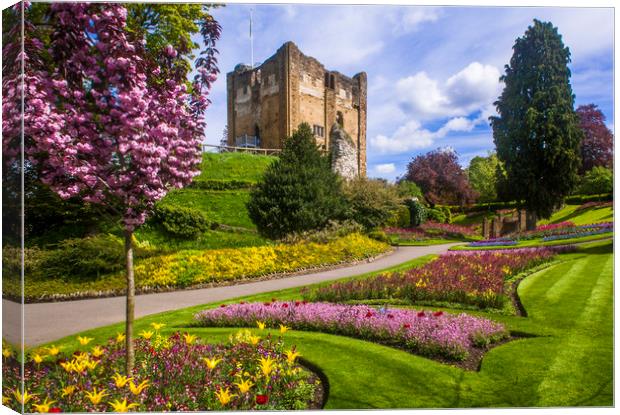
226;41;367;176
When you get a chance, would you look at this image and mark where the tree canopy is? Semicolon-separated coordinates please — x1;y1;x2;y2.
403;148;477;206
467;152;500;203
576;104;613;173
247;123;347;239
490;19;582;220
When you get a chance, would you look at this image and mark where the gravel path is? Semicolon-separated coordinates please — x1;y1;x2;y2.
2;243;460;346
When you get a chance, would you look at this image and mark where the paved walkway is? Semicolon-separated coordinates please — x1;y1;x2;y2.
2;243;459;346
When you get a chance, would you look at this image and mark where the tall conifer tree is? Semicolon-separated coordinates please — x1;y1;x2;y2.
491;19;582;226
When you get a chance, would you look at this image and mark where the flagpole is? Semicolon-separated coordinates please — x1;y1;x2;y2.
250;8;254;69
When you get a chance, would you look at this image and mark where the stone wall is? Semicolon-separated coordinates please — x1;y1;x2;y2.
227;41;367;176
330;124;358;179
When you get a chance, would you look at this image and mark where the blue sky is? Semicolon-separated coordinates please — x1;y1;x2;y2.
201;4;614;181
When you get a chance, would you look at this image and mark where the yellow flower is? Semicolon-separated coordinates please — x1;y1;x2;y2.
77;336;94;346
74;351;89;361
150;322;166;331
202;357;222;370
61;385;76;397
183;333;197;345
84;359;100;371
258;356;275;377
139;330;154;340
112;373;133;388
91;346;104;358
129;380;149;395
279;324;289;334
2;395;10;405
60;361;75;372
256;320;266;330
2;347;13;358
12;389;36;405
285;349;301;364
234;378;254;394
116;332;126;343
84;387;108;405
108;398;139;412
249;335;261;345
33;397;56;413
47;345;61;356
32;353;44;364
215;387;236;405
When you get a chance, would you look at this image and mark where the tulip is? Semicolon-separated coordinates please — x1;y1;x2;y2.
61;386;75;397
112;373;133;388
279;324;289;334
108;398;139;412
33;398;57;413
234;378;254;394
77;336;93;346
84;388;108;405
182;333;197;345
202;357;222;370
256;321;266;330
129;380;149;395
150;322;165;331
115;332;126;343
139;330;154;340
285;349;301;364
215;387;236;405
12;389;36;405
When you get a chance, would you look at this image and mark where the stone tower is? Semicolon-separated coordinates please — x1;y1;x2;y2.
226;41;367;176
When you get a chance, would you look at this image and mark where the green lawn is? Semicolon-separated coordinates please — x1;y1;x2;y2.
195;152;275;182
38;242;613;408
538;204;613;225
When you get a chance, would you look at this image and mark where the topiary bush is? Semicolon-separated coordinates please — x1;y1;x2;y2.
152;204;211;238
405;199;426;227
385;204;411;228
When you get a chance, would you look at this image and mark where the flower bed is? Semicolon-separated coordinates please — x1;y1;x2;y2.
134;233;389;288
194;302;507;361
541;226;613;242
517;222;612;241
310;248;559;309
2;331;320;412
385;222;478;243
4;233;389;302
467;239;518;247
575;201;613;211
536;221;575;231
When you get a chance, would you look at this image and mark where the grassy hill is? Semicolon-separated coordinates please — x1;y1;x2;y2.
135;152;276;250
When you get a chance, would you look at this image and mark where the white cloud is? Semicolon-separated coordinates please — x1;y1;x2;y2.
374;163;396;174
394;62;501;121
391;7;441;35
371;114;486;155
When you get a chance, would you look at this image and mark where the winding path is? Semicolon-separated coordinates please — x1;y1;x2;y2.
2;243;459;346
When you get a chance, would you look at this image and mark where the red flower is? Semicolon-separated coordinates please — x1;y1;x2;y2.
294;301;301;306
256;394;269;405
365;311;373;318
433;311;444;317
49;408;62;413
263;302;271;307
271;298;277;303
281;303;289;308
302;300;308;305
387;314;394;319
239;301;245;304
417;311;425;317
403;324;411;329
220;304;226;308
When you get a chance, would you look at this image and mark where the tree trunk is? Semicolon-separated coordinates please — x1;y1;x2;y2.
526;210;537;231
124;230;135;375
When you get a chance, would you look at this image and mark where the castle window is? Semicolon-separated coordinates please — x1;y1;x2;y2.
313;125;324;137
324;72;330;88
329;74;335;89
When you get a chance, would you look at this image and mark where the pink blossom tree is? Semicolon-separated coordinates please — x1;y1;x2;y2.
2;2;220;373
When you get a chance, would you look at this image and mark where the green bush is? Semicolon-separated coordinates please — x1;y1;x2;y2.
440;206;452;223
426;207;447;223
405;199;426;227
36;234;126;281
152;204;211;238
396;180;425;201
385;204;411;228
282;220;364;244
578;167;613;195
564;193;613;204
367;230;390;244
247;123;347;239
343;178;401;231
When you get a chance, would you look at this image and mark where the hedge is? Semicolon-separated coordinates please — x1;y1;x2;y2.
441;193;613;214
189;179;255;190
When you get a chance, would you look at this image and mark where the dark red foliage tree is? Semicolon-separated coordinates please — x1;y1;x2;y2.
577;104;614;173
404;148;478;206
